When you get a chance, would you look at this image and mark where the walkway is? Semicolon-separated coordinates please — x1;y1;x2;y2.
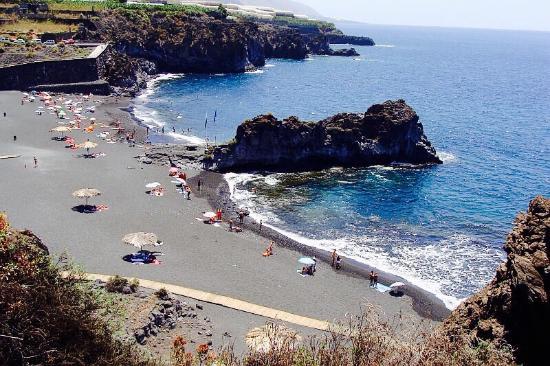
79;272;333;332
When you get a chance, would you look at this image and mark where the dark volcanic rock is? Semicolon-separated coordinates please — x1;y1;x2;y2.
328;48;359;57
326;33;375;46
442;196;550;366
93;10;307;74
205;99;442;172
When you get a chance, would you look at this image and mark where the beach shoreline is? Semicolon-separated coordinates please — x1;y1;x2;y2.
187;170;450;321
123;81;451;320
1;89;445;353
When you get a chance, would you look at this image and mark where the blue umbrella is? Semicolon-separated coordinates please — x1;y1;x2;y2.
298;257;316;265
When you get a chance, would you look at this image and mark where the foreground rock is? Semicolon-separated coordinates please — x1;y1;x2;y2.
205;99;442;172
442;196;550;365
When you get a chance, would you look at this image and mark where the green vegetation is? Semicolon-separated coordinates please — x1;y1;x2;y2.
270;16;336;32
43;0;212;15
0;214;159;365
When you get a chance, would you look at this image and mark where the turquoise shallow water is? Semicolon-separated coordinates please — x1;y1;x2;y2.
134;24;550;308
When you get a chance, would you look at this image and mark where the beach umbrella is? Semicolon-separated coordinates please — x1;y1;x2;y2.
203;211;216;218
122;232;159;251
78;140;98;154
72;188;101;206
298;257;316;265
245;324;301;353
390;282;405;289
50;126;71;138
145;182;162;189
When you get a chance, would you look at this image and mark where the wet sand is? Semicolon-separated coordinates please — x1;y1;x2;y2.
0;91;445;353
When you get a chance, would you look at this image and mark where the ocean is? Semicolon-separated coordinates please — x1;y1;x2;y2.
133;24;550;309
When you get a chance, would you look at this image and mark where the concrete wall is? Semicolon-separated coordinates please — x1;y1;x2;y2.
0;44;110;92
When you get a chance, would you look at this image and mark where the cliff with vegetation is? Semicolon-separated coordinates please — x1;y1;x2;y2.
441;195;549;365
206;100;442;172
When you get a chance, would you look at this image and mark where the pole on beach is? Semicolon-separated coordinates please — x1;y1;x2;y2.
204;112;208;148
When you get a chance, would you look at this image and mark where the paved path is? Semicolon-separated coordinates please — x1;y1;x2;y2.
80;272;333;332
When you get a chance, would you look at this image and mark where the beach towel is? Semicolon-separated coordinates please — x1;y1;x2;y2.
375;284;391;293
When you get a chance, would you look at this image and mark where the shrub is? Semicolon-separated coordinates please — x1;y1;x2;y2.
154;287;169;299
105;274;128;293
129;277;140;292
0;221;160;366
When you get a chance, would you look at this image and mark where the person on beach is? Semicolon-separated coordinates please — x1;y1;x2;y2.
373;272;379;287
335;256;342;270
185;186;191;200
3;112;6;117
146;126;149;136
161;126;165;134
33;156;37;168
369;271;375;287
13;136;16;142
263;241;273;257
312;256;317;273
197;179;202;192
259;220;263;232
331;249;337;267
238;211;244;224
172;126;176;133
229;219;233;232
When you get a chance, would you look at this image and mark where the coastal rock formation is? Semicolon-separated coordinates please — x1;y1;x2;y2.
442;196;550;365
91;9;307;74
326;33;376;46
305;34;359;56
205;99;442;172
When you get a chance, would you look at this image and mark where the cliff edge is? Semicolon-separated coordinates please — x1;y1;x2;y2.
206;99;442;172
442;195;550;365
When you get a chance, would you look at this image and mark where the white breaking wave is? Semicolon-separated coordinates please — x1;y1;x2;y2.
375;44;395;48
223;172;503;310
438;151;458;163
245;69;265;74
134;73;184;128
166;132;206;145
264;64;276;68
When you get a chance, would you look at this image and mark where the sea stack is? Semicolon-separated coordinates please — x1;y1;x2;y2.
206;99;442;172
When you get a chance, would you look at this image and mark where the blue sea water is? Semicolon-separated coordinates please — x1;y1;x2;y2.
134;24;550;308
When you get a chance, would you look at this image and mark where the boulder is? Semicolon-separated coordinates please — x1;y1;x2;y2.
206;100;442;172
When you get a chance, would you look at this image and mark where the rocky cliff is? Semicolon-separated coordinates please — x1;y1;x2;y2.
205;99;442;172
89;9;307;75
442;196;549;366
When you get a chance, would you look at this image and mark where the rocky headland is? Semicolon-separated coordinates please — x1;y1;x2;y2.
441;195;549;365
73;8;368;94
205;99;442;172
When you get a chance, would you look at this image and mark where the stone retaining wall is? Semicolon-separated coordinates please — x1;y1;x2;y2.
0;43;110;92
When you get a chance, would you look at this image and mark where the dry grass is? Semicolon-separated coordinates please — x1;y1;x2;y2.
0;20;73;34
211;305;515;366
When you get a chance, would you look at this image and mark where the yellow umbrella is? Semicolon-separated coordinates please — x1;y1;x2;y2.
122;232;159;251
50;125;71;138
72;188;101;206
77;140;98;154
245;324;301;353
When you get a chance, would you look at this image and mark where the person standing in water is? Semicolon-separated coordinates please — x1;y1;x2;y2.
33;156;37;168
197;179;202;192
